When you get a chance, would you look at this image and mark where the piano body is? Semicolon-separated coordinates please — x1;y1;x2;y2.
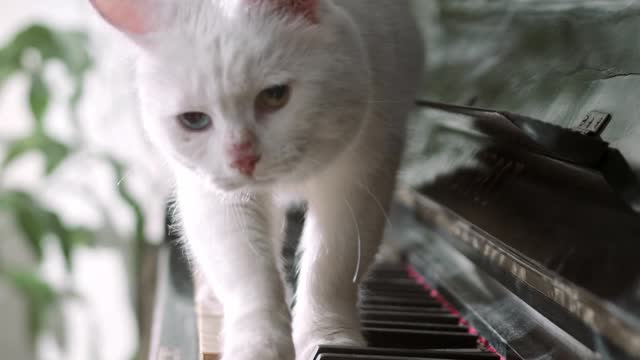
146;2;640;359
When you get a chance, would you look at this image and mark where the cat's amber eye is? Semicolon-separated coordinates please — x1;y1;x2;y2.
178;112;212;131
256;85;291;113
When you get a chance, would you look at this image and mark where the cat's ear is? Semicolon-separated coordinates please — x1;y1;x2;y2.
250;0;320;23
89;0;166;35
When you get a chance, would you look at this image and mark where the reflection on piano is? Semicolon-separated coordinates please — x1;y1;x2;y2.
146;2;640;359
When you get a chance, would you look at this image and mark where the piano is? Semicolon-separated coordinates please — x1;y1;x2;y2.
145;1;640;359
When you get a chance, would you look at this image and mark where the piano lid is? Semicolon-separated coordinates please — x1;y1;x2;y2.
412;0;640;179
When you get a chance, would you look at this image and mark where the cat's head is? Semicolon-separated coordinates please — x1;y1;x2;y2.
91;0;372;191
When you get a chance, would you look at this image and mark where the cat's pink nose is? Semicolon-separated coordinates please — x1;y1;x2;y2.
227;130;257;157
230;155;261;176
227;130;260;176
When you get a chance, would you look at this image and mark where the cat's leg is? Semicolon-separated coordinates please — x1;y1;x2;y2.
292;162;397;359
271;203;296;306
177;184;294;360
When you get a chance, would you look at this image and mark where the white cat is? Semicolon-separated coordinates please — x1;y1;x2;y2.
89;0;424;359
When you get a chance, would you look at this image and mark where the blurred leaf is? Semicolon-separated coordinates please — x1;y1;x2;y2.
3;268;58;305
0;191;49;260
69;227;95;247
0;24;92;76
104;156;149;342
2;268;59;341
15;206;49;261
52;30;92;79
107;157;146;245
0;192;25;213
0;191;92;268
41;138;71;174
103;155;148;303
69;78;84;112
29;72;49;126
48;213;95;270
0;24;92;120
0;54;20;87
0;30;25;87
48;30;92;131
3;134;71;175
2;136;39;167
7;25;58;61
0;22;98;346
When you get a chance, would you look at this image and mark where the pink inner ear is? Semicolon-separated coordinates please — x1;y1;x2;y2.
89;0;153;34
249;0;319;23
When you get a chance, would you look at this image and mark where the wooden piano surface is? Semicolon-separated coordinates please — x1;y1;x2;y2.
194;276;222;359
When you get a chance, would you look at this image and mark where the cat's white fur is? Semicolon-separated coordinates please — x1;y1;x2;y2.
90;1;424;359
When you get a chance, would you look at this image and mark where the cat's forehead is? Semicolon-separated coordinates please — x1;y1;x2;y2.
136;19;320;110
169;0;316;44
140;8;322;87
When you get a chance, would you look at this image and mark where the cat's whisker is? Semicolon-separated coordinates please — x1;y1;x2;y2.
116;171;130;187
303;153;393;283
342;197;362;284
171;201;180;222
304;147;394;255
364;99;413;104
358;182;394;231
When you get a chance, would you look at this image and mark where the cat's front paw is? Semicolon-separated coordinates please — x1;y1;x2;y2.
224;339;294;360
223;333;295;360
294;327;365;360
223;315;295;360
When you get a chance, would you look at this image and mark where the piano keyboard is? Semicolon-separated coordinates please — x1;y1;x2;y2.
312;263;502;360
195;262;502;360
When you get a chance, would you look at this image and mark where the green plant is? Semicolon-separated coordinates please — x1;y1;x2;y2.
0;23;149;356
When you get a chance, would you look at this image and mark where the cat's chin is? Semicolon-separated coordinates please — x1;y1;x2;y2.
209;177;275;193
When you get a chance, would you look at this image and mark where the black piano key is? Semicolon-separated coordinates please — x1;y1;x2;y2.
368;270;411;278
362;290;438;301
368;263;407;271
361;296;441;308
361;289;433;299
363;328;479;349
359;305;448;314
317;356;443;359
361;311;460;325
362;285;430;295
314;345;500;359
364;279;425;287
361;321;469;333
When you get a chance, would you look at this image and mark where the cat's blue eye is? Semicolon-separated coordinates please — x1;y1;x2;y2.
178;112;212;131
